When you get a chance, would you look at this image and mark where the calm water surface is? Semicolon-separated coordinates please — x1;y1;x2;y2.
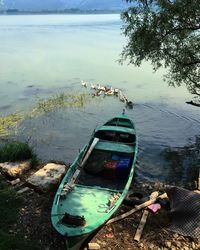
0;14;199;187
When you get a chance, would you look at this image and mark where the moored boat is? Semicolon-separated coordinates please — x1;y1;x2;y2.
51;112;138;249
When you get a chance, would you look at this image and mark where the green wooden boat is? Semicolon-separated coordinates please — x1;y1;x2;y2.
51;112;138;249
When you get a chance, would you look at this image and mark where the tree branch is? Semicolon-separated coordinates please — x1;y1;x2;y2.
183;60;200;67
163;25;200;38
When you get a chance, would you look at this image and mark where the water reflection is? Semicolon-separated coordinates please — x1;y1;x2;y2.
161;136;200;188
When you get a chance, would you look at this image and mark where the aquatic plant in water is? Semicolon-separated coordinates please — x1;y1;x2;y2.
30;92;90;115
0;113;22;137
0;92;90;137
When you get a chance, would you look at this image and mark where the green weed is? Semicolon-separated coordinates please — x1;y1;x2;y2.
0;113;22;137
0;141;38;166
31;92;90;115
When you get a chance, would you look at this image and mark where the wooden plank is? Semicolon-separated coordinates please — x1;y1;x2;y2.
134;210;149;242
134;191;159;242
106;192;166;225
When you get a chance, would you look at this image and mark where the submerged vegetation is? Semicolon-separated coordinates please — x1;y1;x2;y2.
0;113;22;137
31;92;90;115
0;91;90;138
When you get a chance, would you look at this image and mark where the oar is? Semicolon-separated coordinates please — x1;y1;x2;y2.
80;137;99;167
66;137;99;187
56;137;99;205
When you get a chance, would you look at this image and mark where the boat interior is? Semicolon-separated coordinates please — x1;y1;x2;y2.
78;148;134;191
78;127;136;191
105;117;134;128
95;130;136;144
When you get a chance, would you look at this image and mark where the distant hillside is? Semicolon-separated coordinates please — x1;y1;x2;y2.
1;0;132;11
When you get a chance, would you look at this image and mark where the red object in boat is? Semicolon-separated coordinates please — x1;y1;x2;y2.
103;161;118;179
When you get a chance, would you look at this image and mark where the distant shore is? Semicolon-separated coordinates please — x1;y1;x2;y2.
0;9;122;15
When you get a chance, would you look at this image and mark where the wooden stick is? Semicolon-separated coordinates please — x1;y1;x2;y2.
133;191;159;242
134;210;149;242
106;192;167;225
198;169;200;190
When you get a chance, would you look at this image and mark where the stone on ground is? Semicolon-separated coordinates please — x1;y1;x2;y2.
0;161;31;178
26;163;67;192
10;178;20;185
88;243;100;250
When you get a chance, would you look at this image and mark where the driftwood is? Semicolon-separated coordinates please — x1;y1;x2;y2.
106;192;167;225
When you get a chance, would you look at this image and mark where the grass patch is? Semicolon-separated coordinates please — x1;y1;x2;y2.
0;113;22;137
0;141;38;166
0;175;39;250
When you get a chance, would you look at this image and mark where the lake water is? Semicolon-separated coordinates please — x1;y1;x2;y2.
0;14;199;187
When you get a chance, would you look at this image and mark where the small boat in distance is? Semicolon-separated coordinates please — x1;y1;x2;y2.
51;112;138;249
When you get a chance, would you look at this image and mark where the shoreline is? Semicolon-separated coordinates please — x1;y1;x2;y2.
0;165;199;250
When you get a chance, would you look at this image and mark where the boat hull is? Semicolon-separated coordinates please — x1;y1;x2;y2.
51;113;138;248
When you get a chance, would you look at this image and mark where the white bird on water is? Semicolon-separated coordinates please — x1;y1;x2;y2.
96;83;102;90
114;88;119;94
119;91;126;102
81;80;87;88
90;83;96;89
105;87;114;96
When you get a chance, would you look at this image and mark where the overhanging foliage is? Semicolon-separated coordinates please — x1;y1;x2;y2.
121;0;200;95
